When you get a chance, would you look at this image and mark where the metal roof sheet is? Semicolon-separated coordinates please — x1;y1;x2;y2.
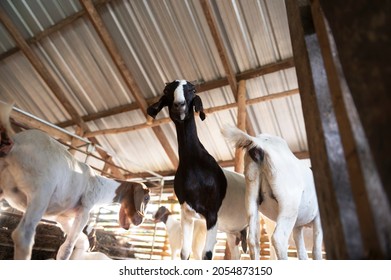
0;0;306;177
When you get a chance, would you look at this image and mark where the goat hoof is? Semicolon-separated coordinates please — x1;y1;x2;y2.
203;251;213;260
180;253;190;260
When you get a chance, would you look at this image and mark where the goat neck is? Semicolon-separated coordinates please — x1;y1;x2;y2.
174;112;204;159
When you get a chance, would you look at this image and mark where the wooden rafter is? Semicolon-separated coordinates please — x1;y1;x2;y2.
80;0;178;169
200;0;237;94
0;8;87;131
0;0;112;62
56;58;295;128
83;88;299;137
200;0;255;136
0;7;125;179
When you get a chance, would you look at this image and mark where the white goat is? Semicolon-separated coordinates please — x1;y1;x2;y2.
69;233;111;260
153;206;206;260
222;125;323;260
0;101;151;260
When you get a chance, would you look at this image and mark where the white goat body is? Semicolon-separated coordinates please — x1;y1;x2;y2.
0;102;150;260
222;125;323;260
154;206;206;260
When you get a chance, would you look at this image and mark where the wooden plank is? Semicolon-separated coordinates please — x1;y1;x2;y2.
80;0;178;169
200;0;255;137
311;0;388;259
80;0;148;115
319;0;391;207
285;0;364;259
151;126;179;169
10;110;72;142
200;0;237;94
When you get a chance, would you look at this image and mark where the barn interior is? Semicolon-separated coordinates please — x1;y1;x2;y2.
0;0;389;260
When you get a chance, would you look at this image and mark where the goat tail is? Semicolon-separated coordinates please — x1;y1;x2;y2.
221;124;265;164
0;101;15;137
221;124;257;150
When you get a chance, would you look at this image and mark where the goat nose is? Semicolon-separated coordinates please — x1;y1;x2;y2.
174;101;185;108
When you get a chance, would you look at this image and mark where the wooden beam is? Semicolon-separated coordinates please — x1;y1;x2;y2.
83;88;299;137
200;0;255;136
312;0;390;258
151;126;178;169
319;0;391;205
286;0;364;259
0;7;125;179
69;126;85;155
80;0;148;115
10;110;72;142
200;0;237;94
56;58;295;128
234;80;246;173
0;0;112;61
80;0;178;168
0;7;88;132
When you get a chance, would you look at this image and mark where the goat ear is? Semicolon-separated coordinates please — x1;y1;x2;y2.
147;95;168;119
193;95;206;121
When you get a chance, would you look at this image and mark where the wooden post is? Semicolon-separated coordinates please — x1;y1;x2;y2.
234;80;247;174
310;0;390;259
285;0;364;259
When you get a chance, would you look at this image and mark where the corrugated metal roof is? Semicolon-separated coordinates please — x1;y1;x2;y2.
0;0;306;177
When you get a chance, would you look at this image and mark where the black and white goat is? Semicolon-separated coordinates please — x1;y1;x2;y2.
222;125;323;260
147;80;247;260
0;101;150;260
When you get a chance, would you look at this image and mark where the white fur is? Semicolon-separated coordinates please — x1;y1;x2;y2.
69;233;111;260
174;80;188;120
0;102;148;260
156;210;206;260
262;215;321;259
222;125;323;260
180;170;249;260
174;80;187;104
